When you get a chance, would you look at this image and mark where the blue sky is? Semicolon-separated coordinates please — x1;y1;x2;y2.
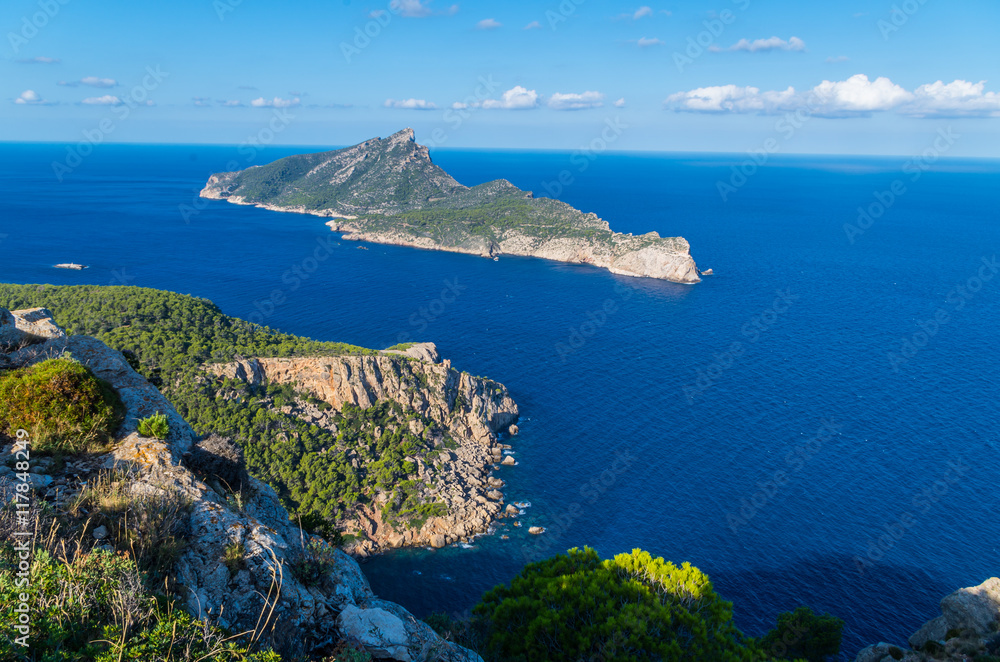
4;0;1000;155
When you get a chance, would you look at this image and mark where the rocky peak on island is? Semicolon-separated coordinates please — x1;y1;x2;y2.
201;129;702;284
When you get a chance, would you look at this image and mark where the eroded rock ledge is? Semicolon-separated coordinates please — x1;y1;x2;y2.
855;577;1000;662
0;307;482;661
207;342;520;555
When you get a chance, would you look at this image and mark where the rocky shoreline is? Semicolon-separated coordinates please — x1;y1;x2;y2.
325;220;701;283
207;342;521;556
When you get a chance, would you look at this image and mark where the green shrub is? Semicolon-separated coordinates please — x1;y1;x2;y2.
289;539;338;587
0;547;280;661
67;471;192;586
0;357;124;452
138;412;170;439
223;541;247;578
759;606;844;662
473;547;768;662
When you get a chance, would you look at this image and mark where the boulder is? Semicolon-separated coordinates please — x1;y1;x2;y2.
486;490;503;501
430;534;447;548
908;615;946;649
501;455;516;466
12;308;66;341
337;605;412;661
505;504;519;516
509;424;519;435
528;526;545;535
940;577;1000;636
0;308;19;348
854;643;897;662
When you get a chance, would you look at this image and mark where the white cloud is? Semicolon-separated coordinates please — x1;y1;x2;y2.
614;97;626;108
548;91;605;110
632;6;653;19
826;55;850;63
903;79;1000;118
59;76;118;88
250;96;300;108
390;0;432;17
636;36;664;47
220;99;243;107
81;76;117;88
14;89;43;104
384;98;438;110
476;18;501;29
523;20;542;29
81;95;122;105
711;36;806;53
810;74;911;115
482;86;539;110
193;97;211;107
665;84;796;113
15;56;59;64
662;74;994;118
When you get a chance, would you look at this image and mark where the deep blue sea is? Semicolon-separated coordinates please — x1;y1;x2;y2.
2;142;999;657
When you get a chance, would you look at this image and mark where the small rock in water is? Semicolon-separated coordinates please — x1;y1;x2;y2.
528;526;545;535
501;455;516;466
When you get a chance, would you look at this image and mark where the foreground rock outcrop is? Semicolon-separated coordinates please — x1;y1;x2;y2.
855;577;1000;662
0;307;482;661
207;342;520;555
200;128;701;284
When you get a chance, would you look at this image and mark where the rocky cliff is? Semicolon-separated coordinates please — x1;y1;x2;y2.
207;343;519;556
0;307;482;661
855;577;1000;662
200;128;701;284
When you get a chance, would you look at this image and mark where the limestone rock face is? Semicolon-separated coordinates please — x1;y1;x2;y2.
0;312;482;662
0;307;67;351
856;576;1000;662
207;346;520;553
940;577;1000;635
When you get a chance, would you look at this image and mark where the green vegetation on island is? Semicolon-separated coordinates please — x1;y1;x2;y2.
201;129;693;263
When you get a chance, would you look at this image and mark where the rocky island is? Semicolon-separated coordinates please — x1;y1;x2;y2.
200;128;701;284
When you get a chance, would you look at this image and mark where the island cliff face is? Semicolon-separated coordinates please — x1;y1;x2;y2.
207;343;520;556
200;128;701;284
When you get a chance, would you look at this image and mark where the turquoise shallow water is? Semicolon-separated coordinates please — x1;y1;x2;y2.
2;142;999;656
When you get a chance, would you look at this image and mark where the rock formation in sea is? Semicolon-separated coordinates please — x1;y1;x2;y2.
200;128;701;284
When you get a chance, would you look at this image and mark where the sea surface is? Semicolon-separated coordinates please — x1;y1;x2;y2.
2;141;999;657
